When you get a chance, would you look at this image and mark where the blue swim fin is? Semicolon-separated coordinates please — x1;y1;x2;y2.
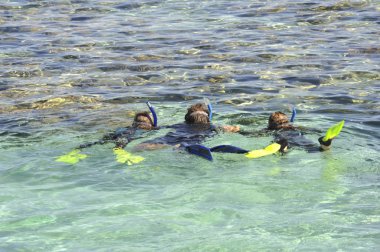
210;145;248;154
185;144;213;161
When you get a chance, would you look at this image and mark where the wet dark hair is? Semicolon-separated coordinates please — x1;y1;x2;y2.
184;103;210;124
268;112;294;130
132;111;154;130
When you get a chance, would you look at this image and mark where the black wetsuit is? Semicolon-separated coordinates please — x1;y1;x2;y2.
143;123;218;147
240;127;324;152
273;129;322;153
79;127;148;149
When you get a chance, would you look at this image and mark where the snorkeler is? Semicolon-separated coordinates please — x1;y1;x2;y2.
266;111;344;152
134;102;240;159
78;110;157;149
56;103;159;165
212;109;344;159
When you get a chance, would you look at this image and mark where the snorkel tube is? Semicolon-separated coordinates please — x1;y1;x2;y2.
146;101;158;127
203;98;213;121
208;103;213;121
290;107;296;123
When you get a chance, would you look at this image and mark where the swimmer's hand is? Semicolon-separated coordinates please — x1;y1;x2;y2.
220;125;240;133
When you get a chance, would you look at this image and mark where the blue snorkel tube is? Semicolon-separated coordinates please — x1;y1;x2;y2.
208;103;213;121
203;98;213;121
146;101;158;127
290;107;296;123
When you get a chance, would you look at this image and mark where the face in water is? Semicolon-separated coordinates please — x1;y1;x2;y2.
132;112;155;130
184;103;210;124
267;112;294;130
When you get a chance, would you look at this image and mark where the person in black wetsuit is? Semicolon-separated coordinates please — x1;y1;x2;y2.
266;111;334;152
134;102;240;151
78;111;157;149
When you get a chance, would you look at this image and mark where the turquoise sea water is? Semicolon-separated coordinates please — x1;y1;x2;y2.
1;0;379;251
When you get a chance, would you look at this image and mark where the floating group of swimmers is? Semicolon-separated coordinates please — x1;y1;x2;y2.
56;101;344;165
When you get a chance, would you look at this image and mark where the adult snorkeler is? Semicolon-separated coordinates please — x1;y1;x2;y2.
134;102;240;160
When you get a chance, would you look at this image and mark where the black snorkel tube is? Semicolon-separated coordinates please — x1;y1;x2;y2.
146;101;158;127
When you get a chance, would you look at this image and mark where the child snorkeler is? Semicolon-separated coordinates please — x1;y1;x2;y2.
266;111;341;152
78;111;157;149
212;110;344;159
56;106;159;164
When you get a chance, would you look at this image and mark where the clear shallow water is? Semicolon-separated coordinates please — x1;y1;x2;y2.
1;0;379;251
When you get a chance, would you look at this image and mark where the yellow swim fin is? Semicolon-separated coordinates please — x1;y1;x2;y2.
245;143;281;159
323;120;344;142
113;148;145;165
56;149;87;164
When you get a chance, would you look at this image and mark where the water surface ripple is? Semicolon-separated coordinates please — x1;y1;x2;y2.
1;0;379;251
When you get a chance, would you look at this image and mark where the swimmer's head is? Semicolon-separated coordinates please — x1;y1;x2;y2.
133;111;154;130
268;112;292;130
185;103;210;124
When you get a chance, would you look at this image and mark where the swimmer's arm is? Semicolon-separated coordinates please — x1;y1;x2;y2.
220;125;240;133
77;129;126;149
213;124;241;133
113;129;158;149
101;126;134;141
